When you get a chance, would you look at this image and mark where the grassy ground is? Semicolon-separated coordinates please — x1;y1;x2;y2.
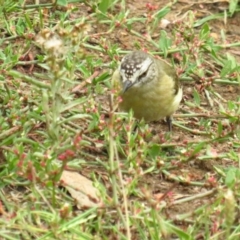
0;0;240;239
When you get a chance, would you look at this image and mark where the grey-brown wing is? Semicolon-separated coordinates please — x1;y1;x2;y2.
156;58;180;95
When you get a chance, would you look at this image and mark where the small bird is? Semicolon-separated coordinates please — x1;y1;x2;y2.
112;51;182;131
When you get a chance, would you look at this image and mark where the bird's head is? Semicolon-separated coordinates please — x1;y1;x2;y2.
119;51;156;92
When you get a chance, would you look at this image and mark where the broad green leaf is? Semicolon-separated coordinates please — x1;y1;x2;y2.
229;0;238;16
193;88;200;106
99;0;113;14
57;0;68;6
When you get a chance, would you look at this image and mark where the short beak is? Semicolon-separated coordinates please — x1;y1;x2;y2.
122;80;133;93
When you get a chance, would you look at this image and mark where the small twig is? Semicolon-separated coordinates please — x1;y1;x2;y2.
0;126;21;140
211;91;228;102
173;122;210;135
172;188;217;205
108;92;131;239
204;89;214;108
72;71;100;93
180;77;239;85
17;60;38;65
162;170;207;186
20;2;54;9
197;154;228;160
174;113;226;118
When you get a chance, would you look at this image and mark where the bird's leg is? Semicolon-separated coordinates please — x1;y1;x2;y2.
166;116;172;132
133;120;140;132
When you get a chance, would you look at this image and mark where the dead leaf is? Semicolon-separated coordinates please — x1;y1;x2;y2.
60;170;101;209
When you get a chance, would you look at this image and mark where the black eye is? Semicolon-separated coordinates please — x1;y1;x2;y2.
138;70;148;81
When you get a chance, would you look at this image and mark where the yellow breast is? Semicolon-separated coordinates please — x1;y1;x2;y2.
119;74;182;121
